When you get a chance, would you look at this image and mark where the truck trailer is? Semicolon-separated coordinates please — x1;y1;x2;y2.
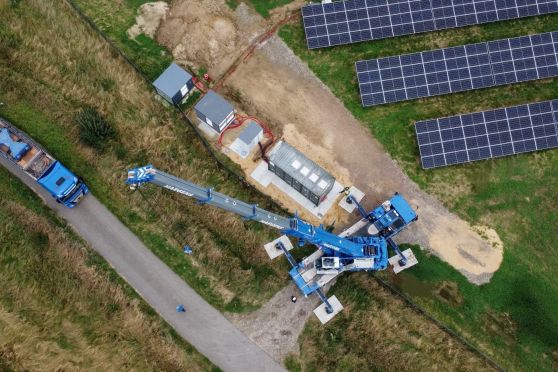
0;117;88;207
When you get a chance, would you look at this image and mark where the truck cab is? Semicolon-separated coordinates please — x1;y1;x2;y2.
37;162;88;208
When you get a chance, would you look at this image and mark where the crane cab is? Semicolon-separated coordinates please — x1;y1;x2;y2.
315;257;340;274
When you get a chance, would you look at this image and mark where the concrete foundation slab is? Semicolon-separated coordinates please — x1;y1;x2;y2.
313;295;343;324
197;121;218;138
229;138;250;159
250;161;273;187
338;186;365;213
339;218;369;238
264;235;293;260
250;161;343;219
389;248;419;274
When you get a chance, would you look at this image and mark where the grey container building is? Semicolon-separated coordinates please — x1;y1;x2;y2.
153;63;194;105
230;121;264;158
194;90;236;133
268;141;335;206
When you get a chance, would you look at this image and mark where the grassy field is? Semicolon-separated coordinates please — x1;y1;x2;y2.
0;0;290;313
285;272;497;372
225;0;294;17
280;13;558;371
0;167;215;371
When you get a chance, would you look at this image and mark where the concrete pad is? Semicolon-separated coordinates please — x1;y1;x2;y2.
263;235;293;260
250;161;273;187
197;121;218;138
338;186;365;213
250;161;343;219
301;267;318;282
389;248;419;274
339;218;369;238
313;295;343;324
315;272;339;287
229;138;249;159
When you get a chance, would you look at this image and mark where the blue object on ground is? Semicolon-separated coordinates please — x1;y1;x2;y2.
183;245;193;254
176;304;186;313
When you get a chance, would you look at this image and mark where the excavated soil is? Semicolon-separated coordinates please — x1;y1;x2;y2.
156;0;267;77
127;2;169;39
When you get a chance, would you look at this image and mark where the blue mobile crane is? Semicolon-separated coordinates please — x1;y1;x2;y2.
126;165;418;322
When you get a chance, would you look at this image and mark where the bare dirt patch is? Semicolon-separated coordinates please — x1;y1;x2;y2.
127;2;169;39
226;282;322;361
156;0;268;77
223;36;503;284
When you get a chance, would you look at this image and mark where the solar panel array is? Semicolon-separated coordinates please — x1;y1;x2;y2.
356;31;558;106
416;99;558;168
301;0;558;49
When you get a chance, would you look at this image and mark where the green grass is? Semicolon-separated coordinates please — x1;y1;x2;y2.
70;0;173;80
224;0;294;17
0;167;214;370
249;0;294;17
0;0;289;314
280;14;558;371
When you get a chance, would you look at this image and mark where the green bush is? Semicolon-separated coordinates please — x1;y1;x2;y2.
76;106;115;150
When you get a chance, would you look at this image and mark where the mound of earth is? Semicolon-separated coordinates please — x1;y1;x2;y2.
156;0;266;77
127;2;169;39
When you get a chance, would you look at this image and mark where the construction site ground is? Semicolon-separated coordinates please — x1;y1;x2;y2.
154;0;503;285
143;0;505;360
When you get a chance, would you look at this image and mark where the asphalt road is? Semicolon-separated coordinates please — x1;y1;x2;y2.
0;155;285;372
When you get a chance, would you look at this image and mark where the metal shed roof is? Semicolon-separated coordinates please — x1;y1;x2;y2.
153;63;193;97
238;121;263;144
268;141;335;197
194;90;235;125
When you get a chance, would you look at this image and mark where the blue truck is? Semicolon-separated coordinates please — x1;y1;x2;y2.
0;117;88;207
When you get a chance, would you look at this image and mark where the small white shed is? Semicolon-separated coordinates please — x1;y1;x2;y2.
230;121;264;158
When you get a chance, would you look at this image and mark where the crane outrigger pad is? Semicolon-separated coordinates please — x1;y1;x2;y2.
338;186;364;213
313;295;343;324
389;249;418;274
263;235;293;260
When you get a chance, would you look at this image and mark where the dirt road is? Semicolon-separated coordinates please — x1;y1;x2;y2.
0;155;285;372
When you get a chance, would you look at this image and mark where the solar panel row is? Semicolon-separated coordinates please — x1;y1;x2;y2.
415;99;558;168
356;31;558;106
302;0;558;49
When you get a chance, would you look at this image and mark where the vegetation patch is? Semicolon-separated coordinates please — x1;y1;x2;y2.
76;106;116;150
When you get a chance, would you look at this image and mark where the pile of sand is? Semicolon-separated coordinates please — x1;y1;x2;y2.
156;0;266;77
127;2;169;39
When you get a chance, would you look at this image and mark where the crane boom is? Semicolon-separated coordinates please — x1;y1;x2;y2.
127;165;290;229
